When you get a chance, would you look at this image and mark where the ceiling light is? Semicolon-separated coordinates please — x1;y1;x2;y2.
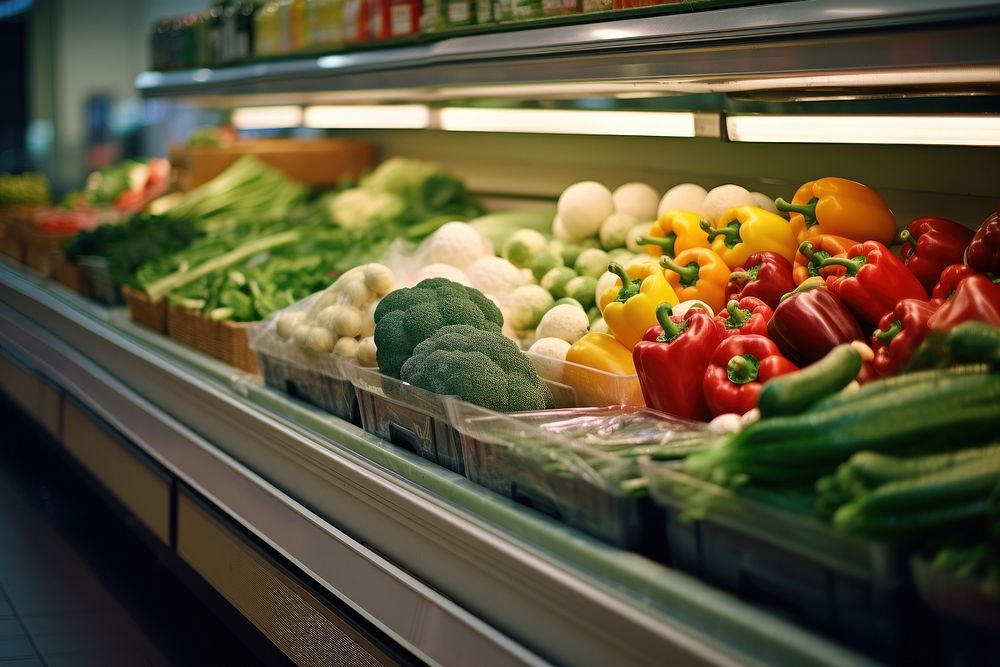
726;114;1000;146
304;105;430;129
231;105;303;129
438;107;698;137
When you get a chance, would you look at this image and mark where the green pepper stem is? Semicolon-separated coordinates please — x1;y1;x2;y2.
775;197;819;227
608;262;641;302
659;256;700;286
898;229;916;253
817;255;865;277
798;242;817;261
608;262;632;288
728;269;749;288
636;234;677;256
725;300;749;328
655;302;685;342
779;279;825;302
700;219;735;242
873;320;902;344
726;354;760;385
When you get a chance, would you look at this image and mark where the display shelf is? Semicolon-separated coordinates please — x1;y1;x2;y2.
0;262;875;666
135;0;1000;104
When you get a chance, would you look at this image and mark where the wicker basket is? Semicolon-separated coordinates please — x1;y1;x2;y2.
123;286;167;333
0;205;45;262
167;304;258;373
23;226;75;277
55;261;85;293
218;319;258;373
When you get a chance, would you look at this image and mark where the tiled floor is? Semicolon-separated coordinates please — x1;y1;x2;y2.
0;404;272;666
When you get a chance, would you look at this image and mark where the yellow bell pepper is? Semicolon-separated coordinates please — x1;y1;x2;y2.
564;331;644;405
598;262;679;349
637;210;711;258
775;177;896;245
566;331;636;374
700;205;798;269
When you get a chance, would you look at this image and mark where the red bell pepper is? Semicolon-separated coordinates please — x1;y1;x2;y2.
871;299;939;376
966;205;1000;275
927;275;1000;331
817;241;928;330
724;251;796;310
768;281;864;366
931;264;980;302
703;334;797;417
633;303;724;421
898;217;975;294
716;297;772;338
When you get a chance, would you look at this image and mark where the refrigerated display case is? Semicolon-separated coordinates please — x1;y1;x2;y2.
3;1;1000;665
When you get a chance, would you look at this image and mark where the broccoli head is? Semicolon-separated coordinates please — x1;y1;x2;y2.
400;324;554;412
374;278;505;379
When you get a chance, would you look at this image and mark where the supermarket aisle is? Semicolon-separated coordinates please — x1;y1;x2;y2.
0;401;276;667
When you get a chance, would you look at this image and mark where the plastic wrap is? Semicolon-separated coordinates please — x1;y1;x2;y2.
643;460;913;654
447;402;706;553
343;358;579;476
344;359;469;474
912;554;1000;631
527;351;642;406
249;291;363;424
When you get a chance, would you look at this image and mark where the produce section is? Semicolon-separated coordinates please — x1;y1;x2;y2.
3;2;1000;665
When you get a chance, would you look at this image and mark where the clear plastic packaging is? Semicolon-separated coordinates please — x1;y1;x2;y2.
249;293;362;424
343;359;469;474
447;401;706;553
527;351;643;407
343;358;579;476
910;554;1000;664
912;555;1000;631
643;461;913;654
76;255;123;306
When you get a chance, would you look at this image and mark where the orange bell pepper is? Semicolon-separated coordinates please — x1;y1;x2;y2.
638;210;710;258
792;234;857;285
775;177;896;245
659;247;730;313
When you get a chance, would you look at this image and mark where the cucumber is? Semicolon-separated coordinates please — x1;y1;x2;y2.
833;497;990;539
758;344;861;418
848;444;1000;486
730;399;1000;467
809;364;988;413
688;374;1000;484
948;321;1000;368
848;456;1000;514
738;371;1000;452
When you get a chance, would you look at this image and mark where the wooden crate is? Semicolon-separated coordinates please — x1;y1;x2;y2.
0;205;45;262
182;138;374;190
123;286;168;333
167;304;258;373
23;226;75;278
55;261;85;293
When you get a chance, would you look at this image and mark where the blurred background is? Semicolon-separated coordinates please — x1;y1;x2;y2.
2;0;215;195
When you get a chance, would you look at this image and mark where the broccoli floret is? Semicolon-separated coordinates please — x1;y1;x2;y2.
400;324;554;412
373;278;504;379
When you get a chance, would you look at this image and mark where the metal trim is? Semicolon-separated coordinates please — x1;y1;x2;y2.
0;265;874;667
136;0;1000;101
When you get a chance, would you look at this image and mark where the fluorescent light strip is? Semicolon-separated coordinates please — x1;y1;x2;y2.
231;105;303;129
438;107;697;137
727;115;1000;146
304;105;430;129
